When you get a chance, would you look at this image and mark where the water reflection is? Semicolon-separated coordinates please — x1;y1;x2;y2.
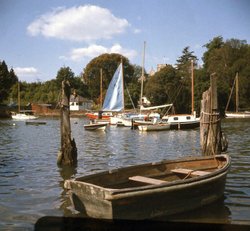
0;118;250;229
158;197;231;224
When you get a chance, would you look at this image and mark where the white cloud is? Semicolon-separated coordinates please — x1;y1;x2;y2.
63;43;137;62
69;44;108;61
109;44;137;59
13;67;39;82
14;67;38;76
27;5;130;41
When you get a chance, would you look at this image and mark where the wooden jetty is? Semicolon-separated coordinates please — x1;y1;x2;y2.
25;121;46;125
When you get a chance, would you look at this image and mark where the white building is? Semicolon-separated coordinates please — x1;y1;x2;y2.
69;95;93;111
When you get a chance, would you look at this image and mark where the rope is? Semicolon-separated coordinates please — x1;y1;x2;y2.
201;110;221;156
200;118;221;124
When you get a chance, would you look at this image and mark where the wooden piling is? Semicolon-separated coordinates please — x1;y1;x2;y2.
57;80;77;166
200;73;223;155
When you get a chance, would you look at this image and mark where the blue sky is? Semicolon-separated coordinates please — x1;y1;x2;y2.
1;0;249;82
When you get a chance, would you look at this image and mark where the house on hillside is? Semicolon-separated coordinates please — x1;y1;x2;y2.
70;94;93;111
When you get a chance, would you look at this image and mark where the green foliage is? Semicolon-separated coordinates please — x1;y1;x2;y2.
2;36;250;113
144;65;183;109
55;66;75;90
202;37;250;111
0;60;18;103
83;53;135;104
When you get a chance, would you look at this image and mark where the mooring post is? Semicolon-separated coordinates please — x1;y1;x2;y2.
200;73;223;156
57;80;77;166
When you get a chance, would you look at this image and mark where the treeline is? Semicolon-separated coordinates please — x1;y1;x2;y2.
1;36;250;113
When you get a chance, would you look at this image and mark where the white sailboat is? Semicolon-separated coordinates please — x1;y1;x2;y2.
102;62;124;112
225;72;250;118
106;61;149;127
11;81;38;120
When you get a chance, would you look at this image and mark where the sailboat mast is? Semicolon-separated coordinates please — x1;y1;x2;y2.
140;41;146;114
236;72;239;113
100;68;103;107
225;73;237;112
18;81;20;113
121;58;125;112
191;59;194;115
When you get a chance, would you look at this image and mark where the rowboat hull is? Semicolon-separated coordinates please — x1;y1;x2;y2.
138;123;170;131
84;123;107;131
65;155;230;220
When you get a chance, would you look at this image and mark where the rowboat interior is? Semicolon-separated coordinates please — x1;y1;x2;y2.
71;155;228;191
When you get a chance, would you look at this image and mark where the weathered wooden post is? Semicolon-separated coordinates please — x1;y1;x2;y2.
200;73;226;155
57;80;77;166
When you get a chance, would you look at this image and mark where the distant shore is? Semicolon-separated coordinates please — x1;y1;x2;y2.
0;107;87;119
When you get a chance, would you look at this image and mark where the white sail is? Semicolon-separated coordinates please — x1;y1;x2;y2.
102;63;124;111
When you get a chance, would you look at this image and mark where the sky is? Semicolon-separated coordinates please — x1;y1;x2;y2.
0;0;250;82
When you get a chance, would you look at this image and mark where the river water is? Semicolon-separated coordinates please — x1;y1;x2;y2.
0;117;249;230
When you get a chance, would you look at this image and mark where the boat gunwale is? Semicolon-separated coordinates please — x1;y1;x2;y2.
105;169;229;200
65;154;230;199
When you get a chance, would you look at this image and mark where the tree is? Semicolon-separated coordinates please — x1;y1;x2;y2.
175;47;198;113
203;36;224;70
0;60;18;103
55;66;75;90
72;76;89;99
176;46;198;80
202;36;250;111
83;53;134;105
125;64;146;109
144;65;185;110
54;66;90;103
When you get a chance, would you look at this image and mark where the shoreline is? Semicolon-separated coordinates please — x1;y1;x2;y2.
0;108;87;119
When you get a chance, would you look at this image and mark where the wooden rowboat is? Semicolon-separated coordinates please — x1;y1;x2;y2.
84;123;107;131
64;154;230;220
138;123;170;131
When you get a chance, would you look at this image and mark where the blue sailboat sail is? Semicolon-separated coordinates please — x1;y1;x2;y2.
102;63;124;111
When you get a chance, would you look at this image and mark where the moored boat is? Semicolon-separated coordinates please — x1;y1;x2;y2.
225;72;250;118
85;111;113;120
64;154;230;220
11;81;39;121
162;113;200;129
12;111;38;120
161;60;200;130
84;123;107;131
138;123;170;131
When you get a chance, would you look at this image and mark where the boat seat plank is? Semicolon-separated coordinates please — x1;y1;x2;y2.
129;175;167;185
171;168;210;176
